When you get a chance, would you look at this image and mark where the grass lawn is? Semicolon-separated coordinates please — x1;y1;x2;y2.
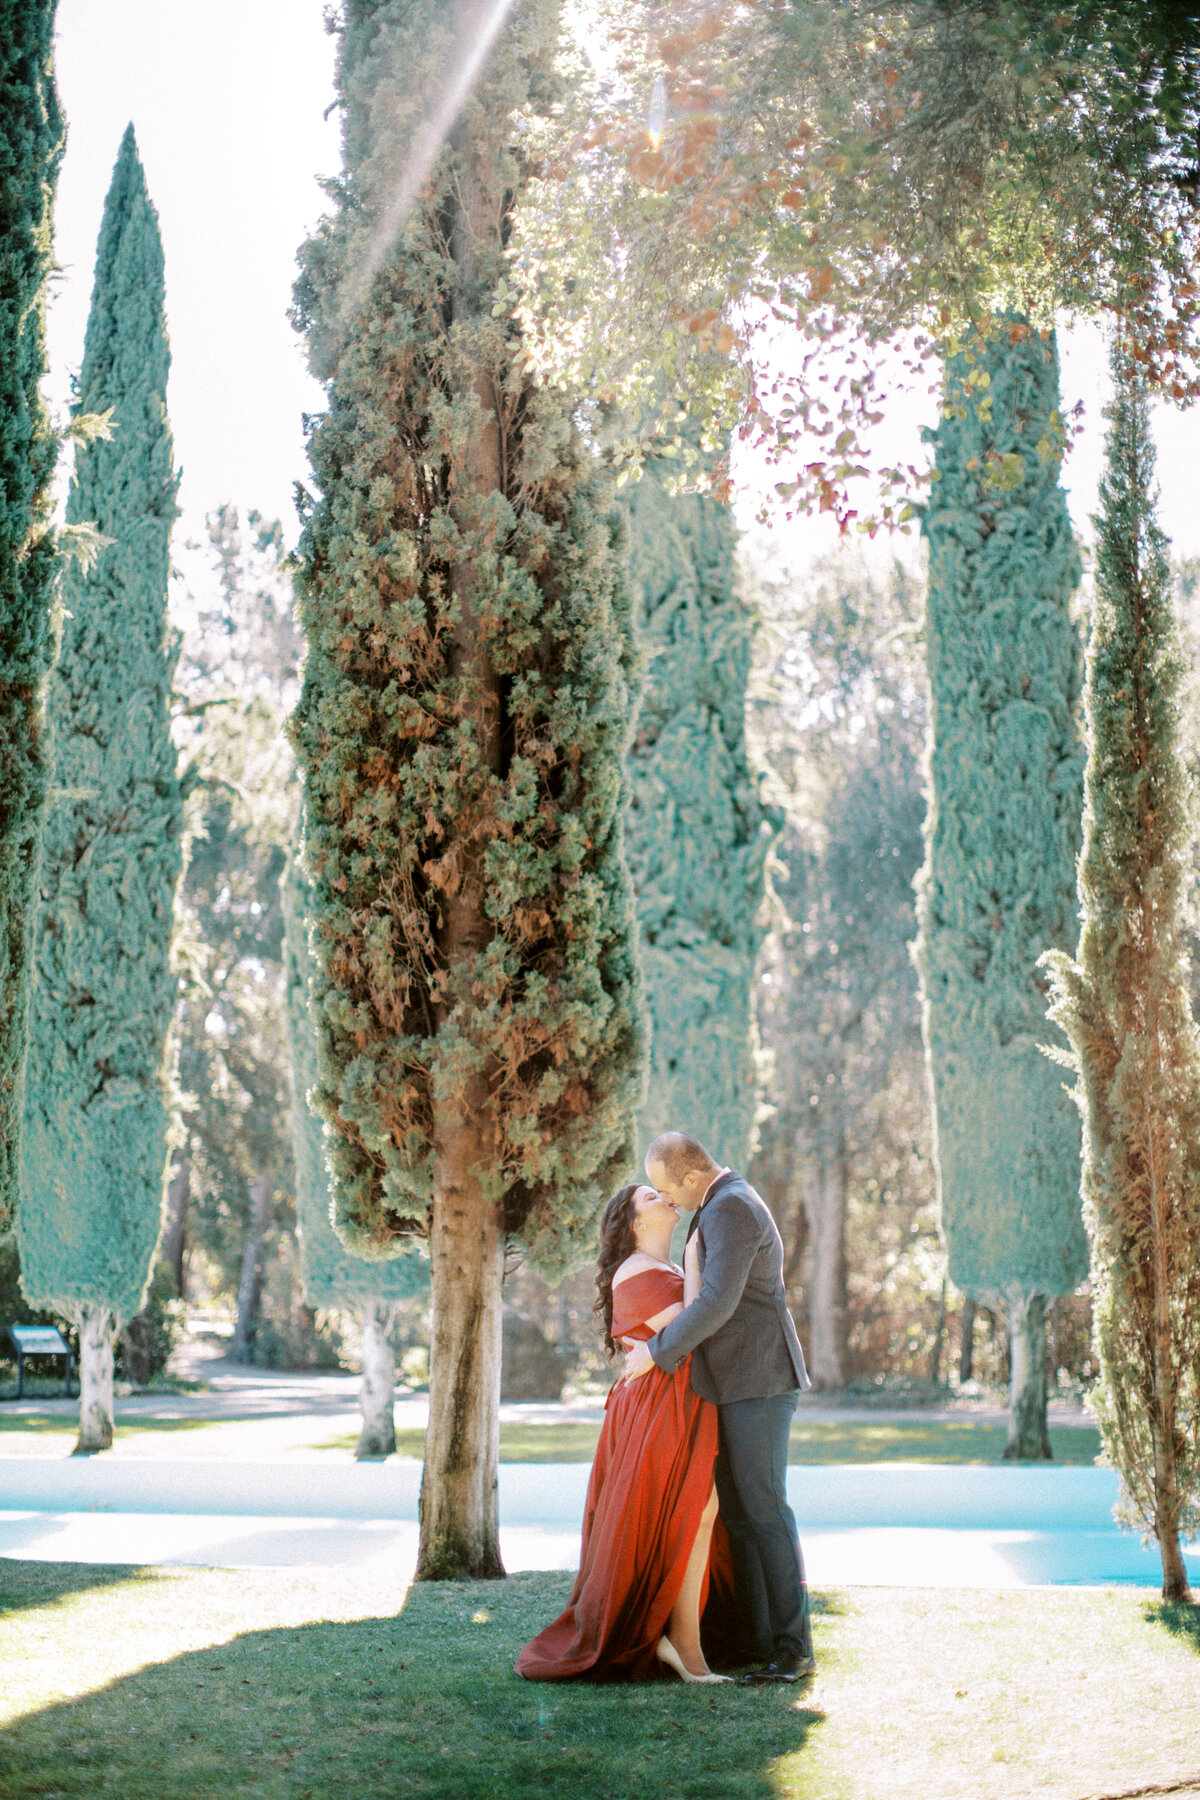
0;1415;218;1456
1;1562;1198;1799
310;1418;1104;1465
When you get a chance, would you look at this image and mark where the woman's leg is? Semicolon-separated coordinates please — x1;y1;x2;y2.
665;1485;719;1675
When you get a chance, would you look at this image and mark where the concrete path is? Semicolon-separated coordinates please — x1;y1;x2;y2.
2;1456;1196;1589
1;1332;1096;1437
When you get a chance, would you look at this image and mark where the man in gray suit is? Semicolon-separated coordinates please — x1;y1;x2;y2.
621;1131;815;1683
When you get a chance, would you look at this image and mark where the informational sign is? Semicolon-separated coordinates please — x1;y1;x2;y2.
7;1326;69;1356
3;1324;74;1399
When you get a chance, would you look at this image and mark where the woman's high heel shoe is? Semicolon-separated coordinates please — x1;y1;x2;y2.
656;1636;732;1685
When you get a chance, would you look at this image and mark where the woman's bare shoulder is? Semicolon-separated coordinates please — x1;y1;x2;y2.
612;1253;683;1289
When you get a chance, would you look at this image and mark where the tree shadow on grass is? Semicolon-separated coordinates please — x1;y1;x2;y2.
0;1559;151;1620
1145;1599;1200;1654
0;1571;830;1800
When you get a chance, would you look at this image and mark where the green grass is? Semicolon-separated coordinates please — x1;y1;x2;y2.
313;1417;1104;1465
0;1562;1198;1799
787;1419;1103;1465
0;1414;217;1435
0;1411;1102;1467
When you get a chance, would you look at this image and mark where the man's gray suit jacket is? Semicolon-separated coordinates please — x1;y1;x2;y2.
647;1170;810;1405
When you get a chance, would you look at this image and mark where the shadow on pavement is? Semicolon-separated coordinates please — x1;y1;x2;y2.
0;1571;827;1800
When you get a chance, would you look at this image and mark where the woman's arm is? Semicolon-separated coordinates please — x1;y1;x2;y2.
641;1301;683;1335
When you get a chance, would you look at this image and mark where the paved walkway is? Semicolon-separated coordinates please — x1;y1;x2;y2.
6;1336;1162;1589
2;1455;1195;1589
1;1332;1096;1441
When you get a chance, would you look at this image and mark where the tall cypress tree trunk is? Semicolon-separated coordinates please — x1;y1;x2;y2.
416;153;507;1579
421;1113;504;1574
802;1137;848;1390
357;1300;398;1459
160;1152;189;1298
958;1294;977;1383
928;1277;948;1387
73;1303;114;1454
1003;1291;1051;1459
229;1176;272;1363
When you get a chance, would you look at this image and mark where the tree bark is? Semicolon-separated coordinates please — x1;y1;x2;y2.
1002;1290;1052;1460
958;1294;977;1384
73;1303;115;1454
415;150;506;1580
229;1176;272;1364
1157;1517;1193;1604
801;1133;849;1390
160;1150;189;1299
357;1300;398;1460
927;1276;948;1387
419;1077;505;1578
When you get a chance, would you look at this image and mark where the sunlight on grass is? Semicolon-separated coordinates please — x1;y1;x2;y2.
310;1417;1102;1466
0;1415;221;1457
1;1566;1198;1799
787;1419;1102;1465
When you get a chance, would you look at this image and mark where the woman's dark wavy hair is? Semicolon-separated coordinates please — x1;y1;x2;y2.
594;1183;642;1358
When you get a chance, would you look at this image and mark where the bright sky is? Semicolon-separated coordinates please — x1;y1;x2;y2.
48;0;1200;577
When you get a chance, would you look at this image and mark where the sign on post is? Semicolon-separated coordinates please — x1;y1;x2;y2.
3;1325;74;1399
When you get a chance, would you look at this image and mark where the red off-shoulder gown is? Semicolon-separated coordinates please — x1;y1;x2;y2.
515;1266;736;1682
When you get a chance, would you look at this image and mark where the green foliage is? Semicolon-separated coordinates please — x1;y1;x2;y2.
0;1;63;1224
173;509;298;1308
512;3;1200;527
17;128;183;1324
1043;344;1200;1559
752;553;940;1379
624;465;774;1165
290;0;642;1275
914;321;1088;1302
283;839;428;1308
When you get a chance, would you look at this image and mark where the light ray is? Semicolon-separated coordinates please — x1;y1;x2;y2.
339;0;517;325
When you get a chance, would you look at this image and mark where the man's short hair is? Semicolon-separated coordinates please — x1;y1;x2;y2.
646;1131;718;1182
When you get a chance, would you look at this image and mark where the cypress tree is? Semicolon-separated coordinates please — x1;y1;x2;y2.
624;464;774;1167
914;320;1089;1458
0;0;63;1223
1043;343;1200;1604
282;841;428;1458
291;0;641;1576
17;129;183;1453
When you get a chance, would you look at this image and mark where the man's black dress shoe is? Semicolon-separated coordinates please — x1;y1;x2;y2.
740;1648;817;1684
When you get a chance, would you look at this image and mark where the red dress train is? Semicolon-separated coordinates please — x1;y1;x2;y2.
515;1266;736;1682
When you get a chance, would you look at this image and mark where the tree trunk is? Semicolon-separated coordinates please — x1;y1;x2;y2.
958;1294;977;1383
556;1288;572;1366
160;1150;189;1299
357;1300;397;1460
415;150;506;1581
419;1078;505;1578
1157;1518;1193;1604
73;1303;115;1454
229;1176;272;1364
801;1134;849;1390
1002;1290;1052;1460
927;1276;948;1387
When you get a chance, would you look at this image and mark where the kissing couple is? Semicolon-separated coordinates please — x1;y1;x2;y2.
516;1131;814;1686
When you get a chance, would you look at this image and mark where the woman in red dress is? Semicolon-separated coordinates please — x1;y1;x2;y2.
515;1182;733;1685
